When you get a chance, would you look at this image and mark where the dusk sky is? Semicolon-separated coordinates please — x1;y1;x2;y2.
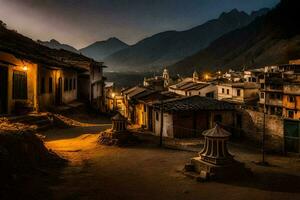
0;0;279;49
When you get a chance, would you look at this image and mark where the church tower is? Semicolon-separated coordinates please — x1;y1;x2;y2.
162;67;170;87
193;70;199;82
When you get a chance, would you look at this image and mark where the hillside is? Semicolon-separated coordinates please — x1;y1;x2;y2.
38;39;79;53
104;8;269;72
171;0;300;75
80;37;129;61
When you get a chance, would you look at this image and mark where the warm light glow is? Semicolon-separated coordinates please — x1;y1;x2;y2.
111;92;116;98
204;74;209;80
218;71;221;74
22;65;28;71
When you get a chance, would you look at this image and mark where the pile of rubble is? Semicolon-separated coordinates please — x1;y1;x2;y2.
0;117;37;134
99;129;139;147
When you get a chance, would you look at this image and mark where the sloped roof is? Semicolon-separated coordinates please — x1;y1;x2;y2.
0;25;103;71
203;124;231;138
122;86;148;98
169;81;210;91
153;96;235;112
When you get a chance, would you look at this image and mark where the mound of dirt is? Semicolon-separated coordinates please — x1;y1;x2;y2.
0;131;66;192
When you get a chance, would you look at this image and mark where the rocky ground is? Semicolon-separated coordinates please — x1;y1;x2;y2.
1;109;300;200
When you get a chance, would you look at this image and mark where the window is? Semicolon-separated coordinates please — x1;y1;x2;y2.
155;111;159;121
237;89;241;96
73;78;76;89
13;71;27;99
64;78;68;91
222;88;224;93
198;92;201;95
276;93;281;100
69;79;72;91
41;77;45;94
289;96;295;102
270;93;275;99
270;107;275;115
261;92;265;99
288;110;294;118
261;83;265;89
49;77;53;93
226;89;229;95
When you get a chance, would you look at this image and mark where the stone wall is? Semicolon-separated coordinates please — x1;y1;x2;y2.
240;109;284;152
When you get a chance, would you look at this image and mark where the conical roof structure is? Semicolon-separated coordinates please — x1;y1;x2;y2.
202;124;231;138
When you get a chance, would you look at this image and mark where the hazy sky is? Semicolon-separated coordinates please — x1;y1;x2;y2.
0;0;279;48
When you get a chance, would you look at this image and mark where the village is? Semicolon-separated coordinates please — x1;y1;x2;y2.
1;1;300;199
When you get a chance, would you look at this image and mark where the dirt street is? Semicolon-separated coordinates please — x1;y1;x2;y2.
4;112;300;200
43;129;300;200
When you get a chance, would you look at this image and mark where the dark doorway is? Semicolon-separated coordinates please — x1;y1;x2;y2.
0;67;8;114
284;119;300;153
56;77;62;105
148;107;153;131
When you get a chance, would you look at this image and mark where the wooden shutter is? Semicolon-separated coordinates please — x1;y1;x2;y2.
13;71;27;99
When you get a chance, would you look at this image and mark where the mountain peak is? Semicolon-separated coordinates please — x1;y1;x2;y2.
80;37;129;61
219;9;248;20
38;39;79;53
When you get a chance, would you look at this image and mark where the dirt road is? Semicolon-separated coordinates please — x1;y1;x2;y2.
41;129;300;200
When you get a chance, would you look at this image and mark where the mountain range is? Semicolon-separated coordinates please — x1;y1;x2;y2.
170;0;300;76
80;37;129;61
38;37;129;62
38;39;80;53
103;8;269;72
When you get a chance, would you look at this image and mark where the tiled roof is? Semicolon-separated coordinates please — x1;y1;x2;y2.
153;96;235;112
169;81;210;91
122;86;148;98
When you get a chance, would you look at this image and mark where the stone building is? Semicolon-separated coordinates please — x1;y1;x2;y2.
152;96;235;138
217;82;259;105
